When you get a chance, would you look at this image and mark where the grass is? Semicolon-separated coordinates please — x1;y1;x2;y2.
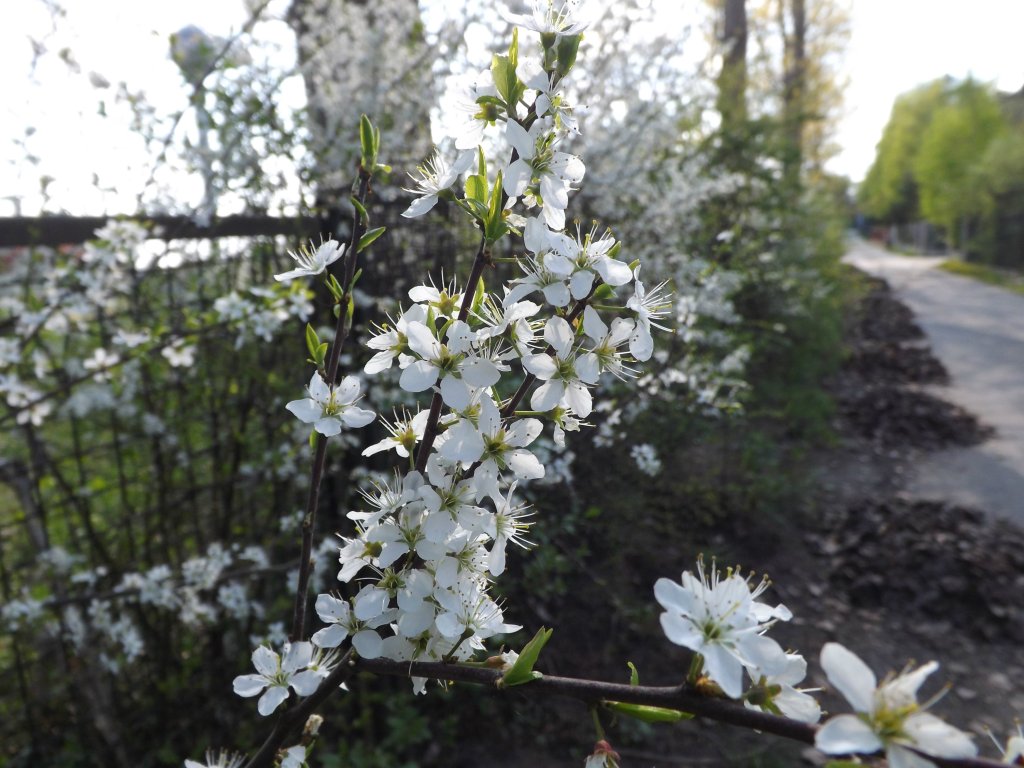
939;258;1024;295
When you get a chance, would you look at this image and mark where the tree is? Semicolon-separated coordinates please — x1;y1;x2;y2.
857;79;949;222
913;78;1006;243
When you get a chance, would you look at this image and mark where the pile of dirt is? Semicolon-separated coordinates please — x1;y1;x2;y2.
851;276;926;343
833;276;992;448
840;387;993;448
809;499;1024;643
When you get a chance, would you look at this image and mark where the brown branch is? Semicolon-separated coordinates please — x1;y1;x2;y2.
354;658;1006;768
289;169;372;643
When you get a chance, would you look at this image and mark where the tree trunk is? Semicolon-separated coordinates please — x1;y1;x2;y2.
780;0;806;189
716;0;748;131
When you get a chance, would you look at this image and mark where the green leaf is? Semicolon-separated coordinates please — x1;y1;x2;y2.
351;196;369;227
471;272;487;316
627;662;639;686
359;114;376;168
499;627;552;687
305;323;320;359
604;702;693;723
357;227;386;253
592;284;616;301
555;33;581;75
483;171;509;244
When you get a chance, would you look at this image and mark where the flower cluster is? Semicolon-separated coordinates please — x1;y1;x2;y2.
655;559;982;764
263;2;672;695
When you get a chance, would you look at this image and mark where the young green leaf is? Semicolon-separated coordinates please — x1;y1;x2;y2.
499;627;552;687
357;227;386;253
305;323;321;359
351;196;369;227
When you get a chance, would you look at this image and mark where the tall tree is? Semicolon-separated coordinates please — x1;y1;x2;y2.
857;79;949;222
716;0;749;131
913;79;1006;243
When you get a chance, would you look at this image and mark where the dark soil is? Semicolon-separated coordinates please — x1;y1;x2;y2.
792;272;1024;744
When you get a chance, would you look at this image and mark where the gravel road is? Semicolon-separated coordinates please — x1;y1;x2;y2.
844;237;1024;525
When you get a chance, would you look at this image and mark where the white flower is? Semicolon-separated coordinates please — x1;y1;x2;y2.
232;643;322;716
744;652;821;723
402;149;475;218
362;409;430;459
286;373;375;437
162;341;196;368
184;749;244;768
815;643;977;767
549;225;632;300
503;120;585;230
274;240;345;282
654;558;790;698
503;0;589;38
522;316;592;417
627;265;672;362
398;320;500;410
280;746;306;768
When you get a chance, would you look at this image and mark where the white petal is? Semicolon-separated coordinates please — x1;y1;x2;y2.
820;643;877;714
522;353;557;380
341;407;376;428
352;629;382;659
595;257;633;286
400;360;438;392
544;316;575;358
440;376;471;410
290;670;322;697
251;646;279;677
541;281;571;307
313;417;343;437
703;643;743;698
461;357;501;387
286;399;321;424
629;325;654;362
902;713;977;758
575;353;600;385
564;381;592;418
233;674;268;698
311;624;348;648
282;642;313;674
507;449;544;479
257;685;289;716
582;306;607;342
569;269;595;300
530;379;563;413
815;714;883;754
402;194;439;218
315;593;349;623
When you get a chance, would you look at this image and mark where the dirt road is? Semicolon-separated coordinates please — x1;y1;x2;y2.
844;238;1024;524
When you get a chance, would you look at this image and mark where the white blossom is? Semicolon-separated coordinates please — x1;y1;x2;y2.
274;240;345;282
815;643;977;767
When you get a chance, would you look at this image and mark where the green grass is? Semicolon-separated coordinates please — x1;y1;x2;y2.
939;258;1024;295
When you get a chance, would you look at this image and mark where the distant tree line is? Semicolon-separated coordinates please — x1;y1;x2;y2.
859;76;1024;268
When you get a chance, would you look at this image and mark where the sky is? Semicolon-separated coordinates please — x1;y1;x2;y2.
2;0;1023;216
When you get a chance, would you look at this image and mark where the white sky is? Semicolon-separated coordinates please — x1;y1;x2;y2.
2;0;1023;215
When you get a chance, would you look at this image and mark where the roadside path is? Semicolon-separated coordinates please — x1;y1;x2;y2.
843;237;1024;525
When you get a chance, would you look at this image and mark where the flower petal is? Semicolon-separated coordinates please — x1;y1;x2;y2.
815;714;883;755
